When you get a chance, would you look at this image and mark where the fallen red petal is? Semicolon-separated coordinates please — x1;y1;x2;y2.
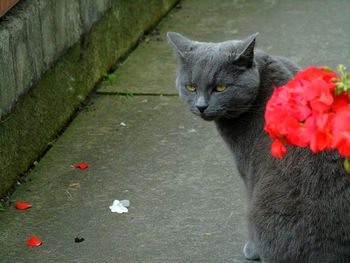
71;163;88;169
271;139;287;159
27;236;42;246
16;202;32;210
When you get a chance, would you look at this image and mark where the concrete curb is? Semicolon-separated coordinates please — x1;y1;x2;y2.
0;0;179;197
0;0;114;118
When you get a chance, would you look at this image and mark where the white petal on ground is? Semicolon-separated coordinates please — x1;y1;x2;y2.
120;200;130;207
109;200;128;213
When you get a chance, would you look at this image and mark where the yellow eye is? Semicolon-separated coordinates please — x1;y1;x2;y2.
186;85;196;92
215;85;227;92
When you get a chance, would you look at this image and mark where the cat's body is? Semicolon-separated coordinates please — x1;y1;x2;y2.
167;32;350;263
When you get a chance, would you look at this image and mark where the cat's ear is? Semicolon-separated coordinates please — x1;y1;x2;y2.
167;32;194;59
237;32;259;68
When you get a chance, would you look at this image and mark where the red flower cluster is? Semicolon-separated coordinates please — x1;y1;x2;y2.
264;67;350;158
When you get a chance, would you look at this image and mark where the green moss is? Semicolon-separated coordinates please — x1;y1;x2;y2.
0;0;179;197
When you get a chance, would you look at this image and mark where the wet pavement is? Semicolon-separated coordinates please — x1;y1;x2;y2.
1;0;350;262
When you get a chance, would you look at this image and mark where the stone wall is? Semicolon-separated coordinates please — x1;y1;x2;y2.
0;0;115;118
0;0;179;197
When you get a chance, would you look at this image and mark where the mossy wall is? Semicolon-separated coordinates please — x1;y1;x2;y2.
0;0;179;197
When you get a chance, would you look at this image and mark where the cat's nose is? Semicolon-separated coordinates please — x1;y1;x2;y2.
196;95;208;113
197;105;208;113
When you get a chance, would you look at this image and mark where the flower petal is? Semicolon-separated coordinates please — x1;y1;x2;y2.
27;236;42;246
109;200;128;213
71;163;88;169
271;139;287;159
16;202;32;210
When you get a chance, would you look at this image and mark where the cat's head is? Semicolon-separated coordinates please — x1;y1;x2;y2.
167;32;260;121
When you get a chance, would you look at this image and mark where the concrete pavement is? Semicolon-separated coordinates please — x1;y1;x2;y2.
1;0;350;262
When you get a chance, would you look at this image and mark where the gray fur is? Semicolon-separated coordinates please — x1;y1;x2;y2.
168;32;350;263
244;241;260;261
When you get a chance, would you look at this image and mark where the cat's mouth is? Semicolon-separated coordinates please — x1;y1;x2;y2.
199;113;217;121
198;110;243;121
191;108;218;121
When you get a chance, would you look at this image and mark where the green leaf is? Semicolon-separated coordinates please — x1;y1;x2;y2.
123;89;134;97
338;64;345;74
334;88;343;95
103;72;117;81
323;66;333;72
108;74;116;80
0;203;4;212
332;77;340;83
344;157;350;173
336;82;345;88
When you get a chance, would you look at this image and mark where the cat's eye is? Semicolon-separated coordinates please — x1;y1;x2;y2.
215;85;227;92
186;85;196;92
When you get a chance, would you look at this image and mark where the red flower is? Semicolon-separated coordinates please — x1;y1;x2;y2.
302;78;335;113
271;139;287;159
264;66;348;159
294;66;338;83
264;105;289;138
332;92;350;113
331;110;350;156
309;113;334;152
290;95;312;122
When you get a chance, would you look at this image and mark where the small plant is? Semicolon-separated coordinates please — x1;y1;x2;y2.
124;89;135;98
0;203;4;212
333;64;350;95
103;72;116;81
116;89;135;98
103;72;135;98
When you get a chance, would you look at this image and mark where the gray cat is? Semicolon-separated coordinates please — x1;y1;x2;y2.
167;32;350;263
